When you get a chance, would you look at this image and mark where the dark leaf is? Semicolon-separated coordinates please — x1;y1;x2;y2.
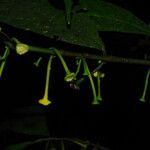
79;0;150;36
0;0;104;50
64;0;73;25
4;142;31;150
0;115;49;136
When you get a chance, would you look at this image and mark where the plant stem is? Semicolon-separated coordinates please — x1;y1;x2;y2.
34;57;42;67
0;46;9;77
53;48;76;82
38;55;54;106
30;138;106;150
139;68;150;102
43;56;53;99
75;58;82;76
61;140;65;150
53;48;71;74
97;74;102;101
5;40;150;66
83;59;98;104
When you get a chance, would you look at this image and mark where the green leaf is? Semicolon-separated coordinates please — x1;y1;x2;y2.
4;142;31;150
11;105;46;115
64;0;73;25
78;0;87;10
0;0;104;50
79;0;150;36
0;115;49;136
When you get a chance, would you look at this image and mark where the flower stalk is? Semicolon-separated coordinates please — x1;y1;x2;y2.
69;59;82;90
0;46;9;77
53;48;76;82
34;57;42;67
93;71;105;102
38;55;54;106
139;68;150;102
75;59;82;76
83;58;99;104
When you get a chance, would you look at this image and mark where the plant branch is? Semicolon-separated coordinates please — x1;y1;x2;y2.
4;40;150;66
30;137;110;150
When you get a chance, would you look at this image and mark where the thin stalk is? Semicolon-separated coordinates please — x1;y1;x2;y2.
34;57;42;67
43;57;52;99
93;71;105;101
61;140;65;150
53;48;76;82
53;48;70;74
45;140;50;150
38;55;54;106
0;46;9;77
97;74;102;101
139;68;150;102
75;59;82;76
83;59;98;104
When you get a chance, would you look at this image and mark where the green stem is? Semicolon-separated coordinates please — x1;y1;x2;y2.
11;38;20;44
53;48;70;74
61;140;65;150
53;48;76;82
83;59;98;104
75;59;82;76
43;56;54;99
0;46;9;77
139;68;150;102
34;57;42;67
45;140;50;150
97;75;102;101
5;40;150;66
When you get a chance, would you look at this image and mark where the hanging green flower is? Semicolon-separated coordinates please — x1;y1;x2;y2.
93;71;105;102
38;55;54;106
139;68;150;102
53;48;76;82
82;58;99;104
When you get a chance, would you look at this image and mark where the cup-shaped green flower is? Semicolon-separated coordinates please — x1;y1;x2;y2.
93;71;105;102
38;56;54;106
139;68;150;102
12;38;29;55
69;59;82;89
82;58;99;104
53;48;76;82
38;97;51;106
64;72;76;82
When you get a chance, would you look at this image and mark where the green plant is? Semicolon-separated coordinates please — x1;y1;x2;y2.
38;55;54;106
0;0;150;149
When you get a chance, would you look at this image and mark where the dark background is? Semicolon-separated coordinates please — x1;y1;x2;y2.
0;0;150;150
